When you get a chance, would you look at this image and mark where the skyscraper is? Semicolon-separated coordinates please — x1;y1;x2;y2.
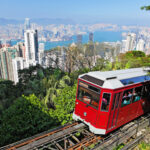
16;42;26;58
38;43;45;65
77;34;83;44
24;29;38;66
12;57;25;83
24;18;31;30
136;39;145;51
125;33;136;52
0;47;16;81
89;32;94;42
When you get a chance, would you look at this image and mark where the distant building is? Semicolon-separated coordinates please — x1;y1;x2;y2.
125;33;136;52
12;57;26;83
77;34;82;44
136;39;145;52
38;43;45;65
44;48;66;71
0;47;27;83
145;41;150;55
55;31;61;38
1;40;11;47
0;47;17;81
0;40;2;49
16;42;26;58
22;29;25;37
89;32;94;42
24;18;31;30
24;29;38;66
121;40;127;53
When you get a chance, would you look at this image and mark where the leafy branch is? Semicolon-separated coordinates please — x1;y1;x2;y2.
141;5;150;11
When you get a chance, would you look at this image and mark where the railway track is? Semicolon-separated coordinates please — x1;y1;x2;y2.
1;113;150;150
93;113;150;150
1;122;102;150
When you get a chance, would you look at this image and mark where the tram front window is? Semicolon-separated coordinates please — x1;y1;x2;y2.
77;82;100;109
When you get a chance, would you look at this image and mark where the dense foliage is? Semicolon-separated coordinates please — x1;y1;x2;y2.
0;50;150;147
0;94;58;146
138;141;150;149
50;84;77;125
0;80;20;114
113;51;150;70
141;5;150;11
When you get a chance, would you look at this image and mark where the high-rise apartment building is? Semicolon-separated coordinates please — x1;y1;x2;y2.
24;29;38;66
121;40;127;53
16;42;26;58
24;18;31;30
0;47;16;81
136;39;145;52
77;34;83;44
0;47;26;83
89;32;94;42
125;33;136;52
38;43;44;65
12;57;26;83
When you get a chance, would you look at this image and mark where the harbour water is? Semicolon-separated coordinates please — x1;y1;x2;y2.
11;31;123;50
43;31;123;50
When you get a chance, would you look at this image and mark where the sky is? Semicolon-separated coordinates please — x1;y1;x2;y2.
0;0;150;25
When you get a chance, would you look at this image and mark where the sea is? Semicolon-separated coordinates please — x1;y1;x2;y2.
11;31;123;51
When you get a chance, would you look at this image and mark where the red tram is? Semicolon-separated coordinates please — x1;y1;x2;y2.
73;68;150;134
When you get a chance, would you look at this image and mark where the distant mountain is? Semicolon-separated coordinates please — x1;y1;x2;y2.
0;18;75;25
0;18;23;25
31;18;75;25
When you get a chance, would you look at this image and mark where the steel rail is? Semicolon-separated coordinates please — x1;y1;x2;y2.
1;113;150;150
1;122;78;150
93;113;150;150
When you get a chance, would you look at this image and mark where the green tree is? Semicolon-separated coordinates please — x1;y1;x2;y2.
0;80;19;114
125;51;145;58
49;83;77;125
0;94;58;147
92;58;108;71
43;74;71;108
141;5;150;11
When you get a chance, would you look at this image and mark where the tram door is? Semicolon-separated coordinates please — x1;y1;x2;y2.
108;92;122;130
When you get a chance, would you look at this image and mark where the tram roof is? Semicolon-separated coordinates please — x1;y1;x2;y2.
79;68;150;89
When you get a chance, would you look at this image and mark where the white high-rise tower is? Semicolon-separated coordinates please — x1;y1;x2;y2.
136;39;145;52
125;33;136;52
38;43;45;65
24;29;38;66
24;18;31;30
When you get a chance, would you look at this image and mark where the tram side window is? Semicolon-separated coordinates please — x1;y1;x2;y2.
132;86;142;103
142;84;150;99
77;85;100;109
101;93;111;112
121;89;133;107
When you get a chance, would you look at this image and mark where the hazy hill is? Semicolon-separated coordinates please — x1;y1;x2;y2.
0;18;75;25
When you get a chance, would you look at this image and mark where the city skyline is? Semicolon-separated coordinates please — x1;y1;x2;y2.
0;0;150;25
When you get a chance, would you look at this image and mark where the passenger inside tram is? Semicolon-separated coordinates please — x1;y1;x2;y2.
122;92;132;106
133;88;141;102
101;93;110;111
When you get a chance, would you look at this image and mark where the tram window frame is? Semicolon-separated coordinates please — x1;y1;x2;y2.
101;92;111;112
111;93;117;110
115;93;121;108
121;89;133;107
77;81;101;109
132;86;142;103
142;84;150;99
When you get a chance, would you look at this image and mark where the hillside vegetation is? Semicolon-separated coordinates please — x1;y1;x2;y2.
0;50;150;147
